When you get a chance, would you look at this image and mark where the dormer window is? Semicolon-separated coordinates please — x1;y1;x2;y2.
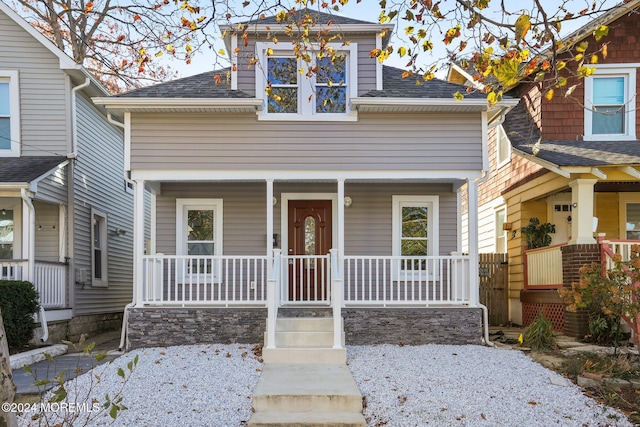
584;67;636;141
257;42;357;121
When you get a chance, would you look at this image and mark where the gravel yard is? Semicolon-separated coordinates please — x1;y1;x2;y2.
16;344;632;426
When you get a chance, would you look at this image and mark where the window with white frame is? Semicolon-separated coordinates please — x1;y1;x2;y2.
0;71;20;157
626;203;640;240
257;42;357;120
176;199;223;280
496;125;511;167
584;67;636;141
495;207;507;253
392;196;439;274
91;209;108;287
0;209;14;259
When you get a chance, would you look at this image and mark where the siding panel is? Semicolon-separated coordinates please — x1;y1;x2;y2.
130;113;483;172
34;201;59;261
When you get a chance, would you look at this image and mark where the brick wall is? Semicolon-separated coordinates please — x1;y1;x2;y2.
343;308;483;345
561;244;600;338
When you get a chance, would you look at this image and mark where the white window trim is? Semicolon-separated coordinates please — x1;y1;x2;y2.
91;208;108;287
494;205;507;253
255;42;358;121
392;195;439;280
584;67;636;141
496;125;511;168
0;70;20;157
176;198;223;282
619;193;640;240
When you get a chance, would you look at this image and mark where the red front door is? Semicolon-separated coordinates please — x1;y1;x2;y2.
288;200;332;301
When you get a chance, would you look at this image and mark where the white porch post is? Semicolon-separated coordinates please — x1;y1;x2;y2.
569;179;597;245
21;190;35;282
134;180;145;306
335;179;344;280
266;179;274;275
467;179;480;306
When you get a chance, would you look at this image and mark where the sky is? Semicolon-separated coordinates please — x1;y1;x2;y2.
167;0;620;79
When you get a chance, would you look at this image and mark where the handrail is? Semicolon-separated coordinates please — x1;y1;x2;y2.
330;249;343;349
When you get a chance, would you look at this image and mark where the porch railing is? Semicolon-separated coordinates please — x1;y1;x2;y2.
605;239;640;268
141;255;269;306
342;255;471;306
281;254;331;304
524;244;564;289
34;261;67;309
0;260;67;309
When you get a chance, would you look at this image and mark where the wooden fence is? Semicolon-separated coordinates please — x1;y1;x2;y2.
479;253;508;326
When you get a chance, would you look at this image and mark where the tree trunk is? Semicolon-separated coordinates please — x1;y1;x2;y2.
0;309;18;427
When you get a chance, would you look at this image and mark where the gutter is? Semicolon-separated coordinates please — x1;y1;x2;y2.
512;146;571;178
21;189;48;342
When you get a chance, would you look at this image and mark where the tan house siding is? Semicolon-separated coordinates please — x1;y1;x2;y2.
130;112;483;172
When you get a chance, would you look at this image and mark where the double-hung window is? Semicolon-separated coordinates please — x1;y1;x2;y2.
584;67;636;141
0;71;20;157
258;42;357;120
392;196;439;279
176;199;223;283
91;209;108;287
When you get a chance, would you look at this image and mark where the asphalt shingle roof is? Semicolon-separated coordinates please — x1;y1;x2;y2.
239;8;377;26
0;156;67;183
118;68;253;98
362;66;488;99
118;65;481;100
503;101;640;167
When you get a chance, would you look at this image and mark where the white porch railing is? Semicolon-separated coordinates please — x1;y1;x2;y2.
524;244;564;289
281;254;331;304
141;255;269;305
606;239;640;267
0;259;27;280
0;260;67;309
342;255;471;306
34;261;67;309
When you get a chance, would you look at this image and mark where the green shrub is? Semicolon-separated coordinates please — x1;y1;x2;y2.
0;280;40;349
522;313;557;351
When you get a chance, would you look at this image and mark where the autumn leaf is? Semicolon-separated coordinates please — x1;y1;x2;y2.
85;2;93;13
398;46;407;57
545;89;554;101
593;25;609;41
218;49;226;56
515;14;530;44
453;92;464;101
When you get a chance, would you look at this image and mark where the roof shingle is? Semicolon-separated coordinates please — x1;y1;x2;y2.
0;157;67;183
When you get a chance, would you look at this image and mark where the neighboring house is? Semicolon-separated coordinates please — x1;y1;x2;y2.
94;9;515;355
448;0;640;338
0;2;134;342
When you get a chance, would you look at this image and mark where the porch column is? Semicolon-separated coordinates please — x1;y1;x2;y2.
134;180;145;306
569;179;597;245
337;179;345;256
266;179;274;276
467;179;480;306
21;190;35;282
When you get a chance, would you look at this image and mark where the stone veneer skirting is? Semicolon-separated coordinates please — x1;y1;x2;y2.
127;306;483;349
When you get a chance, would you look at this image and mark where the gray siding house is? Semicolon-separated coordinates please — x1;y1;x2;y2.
95;10;514;355
0;2;134;342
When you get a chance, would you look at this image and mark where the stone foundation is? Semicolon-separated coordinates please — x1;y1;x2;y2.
343;307;483;345
33;312;123;345
127;308;267;350
126;307;484;349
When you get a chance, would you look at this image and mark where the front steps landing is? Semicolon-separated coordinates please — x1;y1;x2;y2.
249;364;366;427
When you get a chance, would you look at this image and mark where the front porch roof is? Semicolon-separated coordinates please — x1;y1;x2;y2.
0;157;67;186
504;102;640;176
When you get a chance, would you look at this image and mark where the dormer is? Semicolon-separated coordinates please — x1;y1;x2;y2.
222;9;394;121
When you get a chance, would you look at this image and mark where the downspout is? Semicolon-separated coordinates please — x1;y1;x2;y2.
68;78;91;159
107;113;134;351
21;189;47;342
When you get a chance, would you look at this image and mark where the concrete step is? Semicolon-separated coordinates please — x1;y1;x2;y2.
252;364;363;413
265;331;345;348
248;411;366;426
262;347;347;364
276;317;337;332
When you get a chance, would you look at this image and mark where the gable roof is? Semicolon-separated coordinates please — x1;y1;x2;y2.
503;102;640;168
239;7;377;26
0;156;68;185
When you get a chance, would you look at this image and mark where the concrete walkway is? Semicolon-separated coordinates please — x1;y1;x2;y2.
12;331;122;395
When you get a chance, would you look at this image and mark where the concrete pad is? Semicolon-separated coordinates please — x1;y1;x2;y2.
248;411;366;427
9;344;67;370
262;348;347;364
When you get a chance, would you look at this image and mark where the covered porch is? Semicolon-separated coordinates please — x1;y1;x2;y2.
126;177;486;349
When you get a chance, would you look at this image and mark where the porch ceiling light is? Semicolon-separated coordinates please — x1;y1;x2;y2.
344;196;353;208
